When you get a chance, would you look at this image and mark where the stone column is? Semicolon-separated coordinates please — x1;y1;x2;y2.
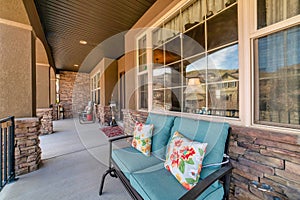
36;108;53;135
15;118;41;175
98;105;111;126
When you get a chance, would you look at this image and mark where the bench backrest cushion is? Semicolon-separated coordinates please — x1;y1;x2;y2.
145;113;175;159
169;117;230;179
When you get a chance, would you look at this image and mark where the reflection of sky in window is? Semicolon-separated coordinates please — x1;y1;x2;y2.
186;44;239;72
259;25;300;72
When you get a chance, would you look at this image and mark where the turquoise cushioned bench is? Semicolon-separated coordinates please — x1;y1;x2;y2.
99;113;232;200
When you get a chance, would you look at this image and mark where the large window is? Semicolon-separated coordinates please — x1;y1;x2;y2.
91;73;100;104
138;35;148;110
254;0;300;128
254;25;300;128
151;0;239;117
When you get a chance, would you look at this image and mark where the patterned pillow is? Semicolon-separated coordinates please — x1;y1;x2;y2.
164;131;207;190
131;122;154;156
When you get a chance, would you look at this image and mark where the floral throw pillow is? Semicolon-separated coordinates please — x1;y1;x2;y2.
164;131;207;190
131;122;154;156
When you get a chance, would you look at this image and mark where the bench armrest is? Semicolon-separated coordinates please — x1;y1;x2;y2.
179;163;233;200
108;135;133;169
109;135;133;143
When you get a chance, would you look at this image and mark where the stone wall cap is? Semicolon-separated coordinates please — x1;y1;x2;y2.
15;117;40;122
36;108;52;111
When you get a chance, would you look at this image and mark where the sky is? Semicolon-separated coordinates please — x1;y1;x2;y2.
186;44;239;72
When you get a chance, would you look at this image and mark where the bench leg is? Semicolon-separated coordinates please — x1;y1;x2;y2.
223;172;231;200
99;168;117;196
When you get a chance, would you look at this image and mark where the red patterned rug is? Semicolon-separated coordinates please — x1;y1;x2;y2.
100;126;124;137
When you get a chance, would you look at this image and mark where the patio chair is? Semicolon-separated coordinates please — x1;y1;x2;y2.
79;101;95;124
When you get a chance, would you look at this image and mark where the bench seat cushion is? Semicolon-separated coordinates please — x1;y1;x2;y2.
112;147;162;179
130;165;224;200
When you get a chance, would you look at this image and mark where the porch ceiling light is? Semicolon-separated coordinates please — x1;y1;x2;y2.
79;40;87;45
74;64;79;67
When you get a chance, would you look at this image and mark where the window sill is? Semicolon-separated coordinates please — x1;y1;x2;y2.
149;110;243;126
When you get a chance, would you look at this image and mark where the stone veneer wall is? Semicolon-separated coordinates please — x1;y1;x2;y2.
72;72;90;113
229;126;300;200
15;118;42;175
121;110;300;199
36;108;53;135
51;104;58;120
98;105;112;126
122;109;148;135
59;71;90;118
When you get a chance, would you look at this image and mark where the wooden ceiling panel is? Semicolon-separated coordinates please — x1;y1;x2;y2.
34;0;156;72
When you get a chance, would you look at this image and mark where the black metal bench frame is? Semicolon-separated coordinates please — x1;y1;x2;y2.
99;128;232;200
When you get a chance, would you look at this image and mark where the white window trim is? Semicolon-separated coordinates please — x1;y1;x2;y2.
249;1;300;133
90;73;100;104
136;33;150;111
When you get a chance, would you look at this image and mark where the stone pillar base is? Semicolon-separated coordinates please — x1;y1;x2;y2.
15;118;42;175
36;108;53;135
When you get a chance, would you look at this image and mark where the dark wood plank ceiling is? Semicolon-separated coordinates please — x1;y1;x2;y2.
34;0;156;72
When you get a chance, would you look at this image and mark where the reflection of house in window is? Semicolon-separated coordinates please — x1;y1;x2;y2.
208;72;239;117
184;78;206;113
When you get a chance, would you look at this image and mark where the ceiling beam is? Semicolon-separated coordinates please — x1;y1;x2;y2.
22;0;56;70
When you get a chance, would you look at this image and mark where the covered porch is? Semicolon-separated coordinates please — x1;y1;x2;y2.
0;0;300;199
1;119;131;200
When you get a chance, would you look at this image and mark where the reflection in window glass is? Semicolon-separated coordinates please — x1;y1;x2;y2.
255;25;300;127
165;62;182;88
138;35;147;72
165;88;182;112
184;54;207;84
183;23;205;58
149;0;239;118
153;89;164;111
139;74;148;109
153;66;165;89
207;44;239;117
165;36;181;64
207;4;238;50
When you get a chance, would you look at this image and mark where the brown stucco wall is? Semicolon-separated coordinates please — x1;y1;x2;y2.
0;23;35;118
104;60;118;105
36;64;50;108
0;0;30;25
50;67;56;104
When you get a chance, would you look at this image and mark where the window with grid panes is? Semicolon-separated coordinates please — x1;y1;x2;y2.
138;35;148;109
254;0;300;128
151;0;239;117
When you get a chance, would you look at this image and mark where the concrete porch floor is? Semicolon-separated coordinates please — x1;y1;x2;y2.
0;119;131;200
